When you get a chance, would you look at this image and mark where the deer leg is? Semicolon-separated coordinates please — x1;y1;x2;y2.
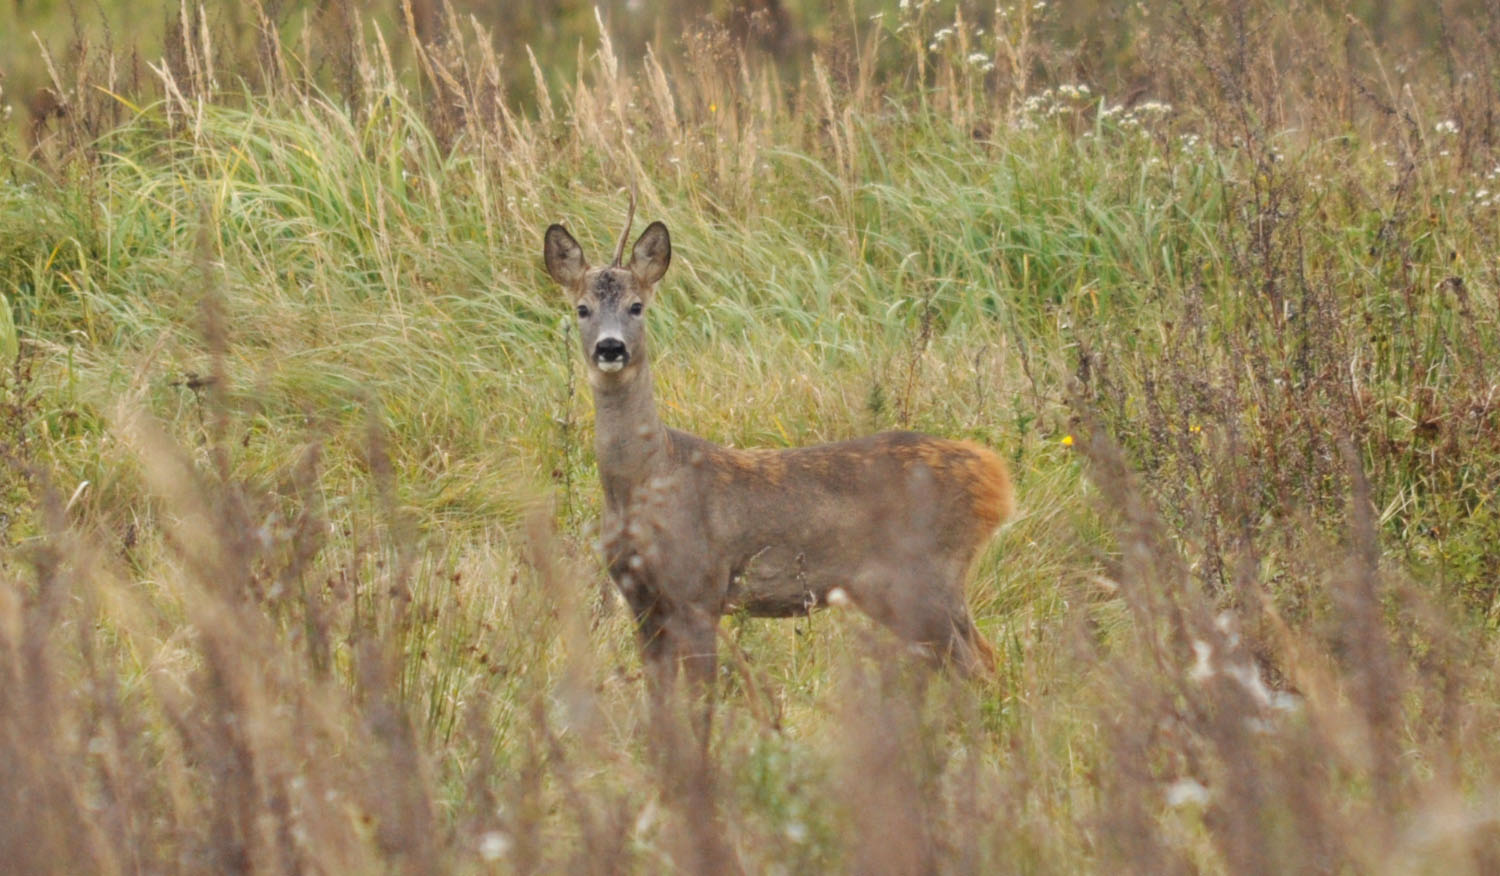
622;586;721;743
672;606;719;692
943;607;998;677
641;605;734;872
669;604;720;747
641;630;679;705
852;570;994;677
618;579;681;703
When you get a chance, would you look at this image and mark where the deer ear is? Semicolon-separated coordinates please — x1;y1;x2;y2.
629;221;671;289
544;224;588;291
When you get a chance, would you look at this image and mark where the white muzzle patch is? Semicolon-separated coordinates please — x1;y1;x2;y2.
593;331;627;372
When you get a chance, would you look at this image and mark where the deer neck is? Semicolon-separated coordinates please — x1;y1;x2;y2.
590;359;669;510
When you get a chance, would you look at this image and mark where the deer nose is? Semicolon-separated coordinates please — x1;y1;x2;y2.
594;337;628;365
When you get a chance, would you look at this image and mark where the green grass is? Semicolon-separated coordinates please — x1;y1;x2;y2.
2;1;1500;872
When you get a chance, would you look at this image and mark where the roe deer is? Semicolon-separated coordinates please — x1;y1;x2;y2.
543;201;1014;694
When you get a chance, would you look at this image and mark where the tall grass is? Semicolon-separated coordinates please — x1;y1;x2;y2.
1;0;1499;871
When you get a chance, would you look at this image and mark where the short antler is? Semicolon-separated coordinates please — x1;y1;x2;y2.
611;184;637;267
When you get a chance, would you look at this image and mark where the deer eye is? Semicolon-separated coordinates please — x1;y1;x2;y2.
576;304;591;319
628;301;644;316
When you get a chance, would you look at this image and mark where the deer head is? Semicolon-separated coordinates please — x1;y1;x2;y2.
544;202;671;380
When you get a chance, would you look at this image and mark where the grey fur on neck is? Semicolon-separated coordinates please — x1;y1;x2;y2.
590;360;667;509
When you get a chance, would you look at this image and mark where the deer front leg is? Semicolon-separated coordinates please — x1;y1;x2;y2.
619;581;719;694
614;538;725;739
623;595;718;749
673;604;719;693
616;574;679;702
652;554;726;698
670;603;720;746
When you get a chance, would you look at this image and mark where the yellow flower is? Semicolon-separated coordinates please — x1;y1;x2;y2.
1061;434;1074;447
709;102;718;113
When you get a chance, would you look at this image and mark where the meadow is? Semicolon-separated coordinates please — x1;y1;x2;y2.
1;0;1499;871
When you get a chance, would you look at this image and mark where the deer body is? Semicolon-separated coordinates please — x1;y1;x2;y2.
545;209;1013;689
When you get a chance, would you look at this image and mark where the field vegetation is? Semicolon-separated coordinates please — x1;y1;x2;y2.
2;0;1499;871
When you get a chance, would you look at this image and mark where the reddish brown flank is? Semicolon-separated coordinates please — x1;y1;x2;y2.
699;435;1014;541
953;440;1015;537
884;435;1015;543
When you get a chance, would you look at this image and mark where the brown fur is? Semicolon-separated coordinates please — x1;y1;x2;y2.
950;440;1015;539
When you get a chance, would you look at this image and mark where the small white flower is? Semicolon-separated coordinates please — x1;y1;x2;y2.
1189;640;1214;682
634;800;659;837
1166;778;1210;807
1270;690;1301;713
1224;659;1272;708
1213;611;1240;643
1434;119;1459;135
478;831;512;862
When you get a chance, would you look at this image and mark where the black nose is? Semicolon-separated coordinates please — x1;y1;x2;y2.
594;338;627;362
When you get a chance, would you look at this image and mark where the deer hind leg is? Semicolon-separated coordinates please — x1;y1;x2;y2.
944;607;997;677
897;593;994;677
850;565;995;677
